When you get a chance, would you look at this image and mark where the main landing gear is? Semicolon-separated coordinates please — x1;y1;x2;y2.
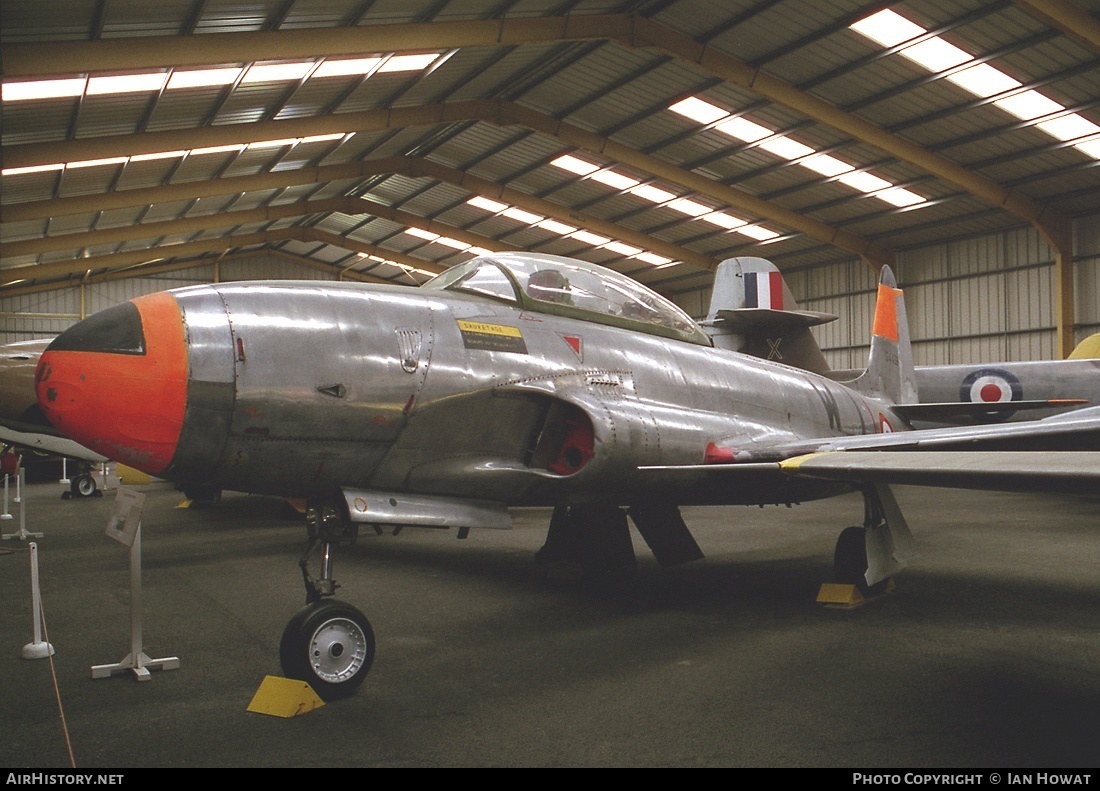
279;498;375;700
832;483;918;597
534;502;706;582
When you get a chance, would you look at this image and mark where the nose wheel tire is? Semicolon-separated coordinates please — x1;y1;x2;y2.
280;600;375;700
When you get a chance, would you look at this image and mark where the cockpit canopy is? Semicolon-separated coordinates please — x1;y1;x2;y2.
422;253;712;346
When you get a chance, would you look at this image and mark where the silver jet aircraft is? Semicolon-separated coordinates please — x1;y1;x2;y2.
33;252;1100;699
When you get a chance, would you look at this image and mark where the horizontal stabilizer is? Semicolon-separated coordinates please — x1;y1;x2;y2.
891;398;1090;422
704;256;833;374
710;307;838;331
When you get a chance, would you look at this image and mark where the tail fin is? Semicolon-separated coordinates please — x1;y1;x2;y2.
703;257;837;374
850;266;917;405
1068;333;1100;360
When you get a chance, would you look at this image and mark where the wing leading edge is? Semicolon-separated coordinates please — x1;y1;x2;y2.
779;450;1100;496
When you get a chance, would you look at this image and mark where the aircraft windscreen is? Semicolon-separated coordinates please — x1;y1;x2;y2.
422;259;518;303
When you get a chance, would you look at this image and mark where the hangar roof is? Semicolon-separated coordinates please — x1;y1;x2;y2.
1;0;1098;298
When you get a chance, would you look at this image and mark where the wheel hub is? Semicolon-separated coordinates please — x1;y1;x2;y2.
308;617;369;683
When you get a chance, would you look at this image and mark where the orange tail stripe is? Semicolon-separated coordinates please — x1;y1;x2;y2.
872;283;901;342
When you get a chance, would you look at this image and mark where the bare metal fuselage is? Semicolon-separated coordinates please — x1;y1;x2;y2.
160;281;894;507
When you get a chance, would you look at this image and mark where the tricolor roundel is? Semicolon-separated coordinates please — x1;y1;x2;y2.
959;368;1022;422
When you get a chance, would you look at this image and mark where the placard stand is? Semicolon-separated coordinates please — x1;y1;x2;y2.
92;489;179;682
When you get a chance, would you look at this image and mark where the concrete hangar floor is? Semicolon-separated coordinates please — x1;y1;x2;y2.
1;476;1097;769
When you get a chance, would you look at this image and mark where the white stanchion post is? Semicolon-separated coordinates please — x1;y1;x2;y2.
21;542;55;660
13;467;21;503
59;457;70;486
1;474;11;521
3;470;43;541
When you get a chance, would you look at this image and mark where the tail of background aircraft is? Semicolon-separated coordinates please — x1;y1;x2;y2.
702;257;838;374
848;265;918;406
1068;333;1100;360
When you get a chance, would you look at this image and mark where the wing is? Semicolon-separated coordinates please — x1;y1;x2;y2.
642;407;1100;496
723;404;1100;460
778;450;1100;495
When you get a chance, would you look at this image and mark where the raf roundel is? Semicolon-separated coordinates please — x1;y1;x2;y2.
959;368;1022;421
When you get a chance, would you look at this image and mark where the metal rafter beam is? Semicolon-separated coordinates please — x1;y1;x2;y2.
0;16;635;76
1;158;408;223
298;228;447;278
3;196;352;258
1;99;892;268
1013;0;1100;54
0;221;449;288
0;247;384;299
2;230;284;287
0;14;1066;235
0;195;514;284
2;155;723;272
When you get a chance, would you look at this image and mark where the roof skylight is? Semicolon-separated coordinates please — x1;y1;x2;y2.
1;134;353;176
670;97;928;208
2;51;442;103
462;196;684;267
850;8;1100;161
550;153;780;240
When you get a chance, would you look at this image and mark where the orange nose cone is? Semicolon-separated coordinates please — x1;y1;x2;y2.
36;292;187;475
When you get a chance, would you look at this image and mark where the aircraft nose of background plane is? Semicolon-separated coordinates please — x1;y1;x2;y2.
36;292;188;475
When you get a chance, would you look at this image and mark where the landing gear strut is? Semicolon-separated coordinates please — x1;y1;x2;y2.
535;504;637;580
279;498;375;700
832;483;918;597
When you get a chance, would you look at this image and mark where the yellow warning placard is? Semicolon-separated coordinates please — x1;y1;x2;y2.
457;320;527;353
